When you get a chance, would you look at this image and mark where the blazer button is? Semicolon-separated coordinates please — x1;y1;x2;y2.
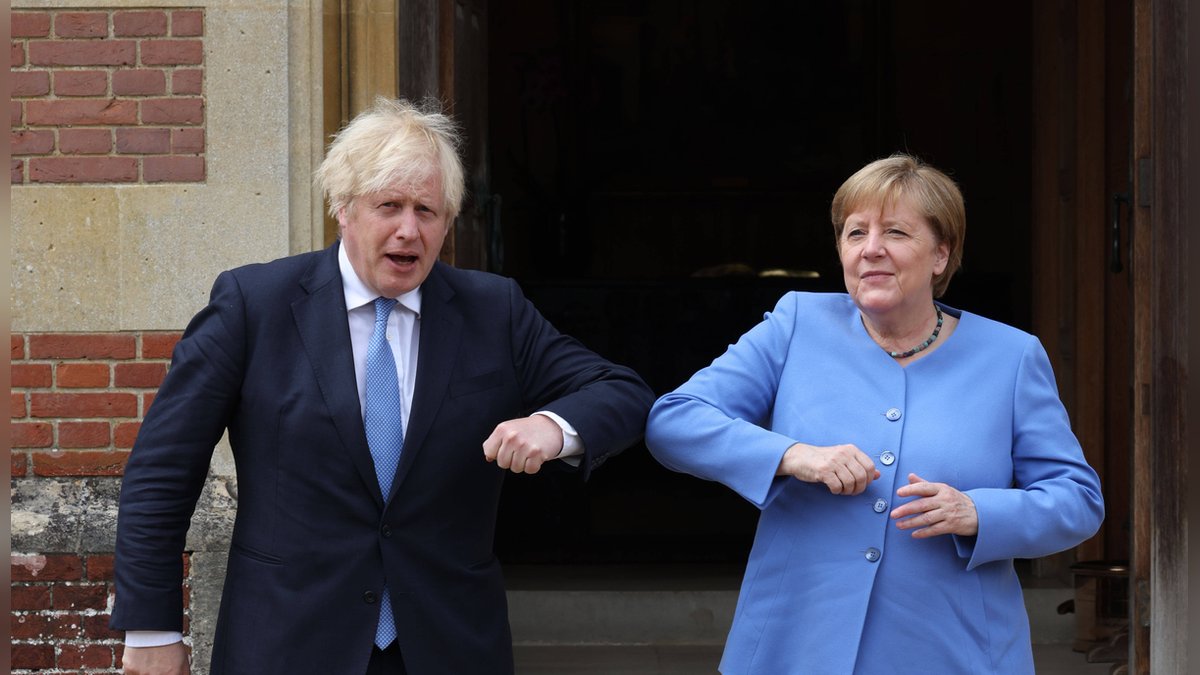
885;407;902;421
363;591;377;604
880;451;896;466
873;498;888;513
865;547;882;563
381;524;392;538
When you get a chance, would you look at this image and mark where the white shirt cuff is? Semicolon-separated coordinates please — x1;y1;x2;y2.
532;410;584;463
125;630;184;648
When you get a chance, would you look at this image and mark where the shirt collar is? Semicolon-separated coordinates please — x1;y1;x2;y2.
338;241;422;317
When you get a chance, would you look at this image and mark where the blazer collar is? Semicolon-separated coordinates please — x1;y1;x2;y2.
389;262;462;496
293;242;389;507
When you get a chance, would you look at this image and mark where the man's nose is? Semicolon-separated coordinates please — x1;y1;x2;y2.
392;211;418;238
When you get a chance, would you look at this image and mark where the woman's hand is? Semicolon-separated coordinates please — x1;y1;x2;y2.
777;442;880;495
891;472;978;537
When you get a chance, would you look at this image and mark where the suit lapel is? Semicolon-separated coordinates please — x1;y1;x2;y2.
292;243;386;508
390;263;462;495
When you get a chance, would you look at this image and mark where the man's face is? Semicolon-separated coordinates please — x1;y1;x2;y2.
339;172;450;298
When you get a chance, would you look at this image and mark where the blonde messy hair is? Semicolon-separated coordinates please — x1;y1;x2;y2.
316;97;466;223
831;153;965;298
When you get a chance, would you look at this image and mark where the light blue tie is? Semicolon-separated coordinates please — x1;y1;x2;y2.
365;297;404;648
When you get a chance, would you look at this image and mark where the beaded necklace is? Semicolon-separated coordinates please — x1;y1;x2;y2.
886;305;943;359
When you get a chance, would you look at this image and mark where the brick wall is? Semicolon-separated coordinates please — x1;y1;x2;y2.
11;8;206;185
10;331;190;673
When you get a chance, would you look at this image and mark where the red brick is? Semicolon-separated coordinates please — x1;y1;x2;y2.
112;68;166;96
143;392;158;412
114;421;141;448
29;40;135;67
14;12;52;38
12;129;55;155
82;612;123;640
30;157;139;183
87;554;116;580
172;10;205;37
12;99;24;127
172;69;203;95
11;612;54;639
55;12;110;39
32;450;130;476
53;583;110;610
12;584;52;610
59;643;115;669
59;128;113;155
142;332;181;359
11;422;54;448
116;127;170;154
141;39;203;65
30;393;138;418
13;70;50;97
12;451;29;476
171;128;205;154
145;156;205;182
13;392;28;418
115;362;168;387
141;97;203;125
12;643;55;669
12;553;84;581
12;334;26;360
12;41;26;68
11;158;24;183
115;11;168;37
25;98;137;126
54;69;108;96
56;362;111;387
12;362;53;387
31;333;136;359
58;421;112;448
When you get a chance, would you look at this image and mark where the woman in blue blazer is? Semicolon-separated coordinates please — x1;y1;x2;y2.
645;154;1104;674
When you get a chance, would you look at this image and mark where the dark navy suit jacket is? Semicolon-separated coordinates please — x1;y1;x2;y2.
112;243;653;674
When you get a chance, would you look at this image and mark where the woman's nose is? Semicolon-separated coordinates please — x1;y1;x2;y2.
862;231;886;257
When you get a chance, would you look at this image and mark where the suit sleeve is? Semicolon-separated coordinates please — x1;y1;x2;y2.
644;294;801;509
956;336;1105;569
111;271;248;631
505;278;654;479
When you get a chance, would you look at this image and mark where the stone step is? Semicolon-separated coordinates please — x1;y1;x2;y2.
504;565;1077;647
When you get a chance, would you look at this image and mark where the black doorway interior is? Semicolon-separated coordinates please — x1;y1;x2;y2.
488;0;1032;565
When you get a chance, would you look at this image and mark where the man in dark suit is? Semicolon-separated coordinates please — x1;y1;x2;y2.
112;98;654;674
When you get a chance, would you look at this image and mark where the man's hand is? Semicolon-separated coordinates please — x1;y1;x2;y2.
482;415;564;474
122;641;190;675
891;472;979;537
777;442;880;495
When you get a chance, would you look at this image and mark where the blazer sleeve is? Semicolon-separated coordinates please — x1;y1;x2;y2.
956;336;1105;569
505;278;654;479
111;271;248;631
644;294;802;509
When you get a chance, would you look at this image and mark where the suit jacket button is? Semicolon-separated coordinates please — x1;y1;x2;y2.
885;407;902;421
880;451;896;466
873;498;888;513
381;524;392;538
865;547;882;563
363;591;377;604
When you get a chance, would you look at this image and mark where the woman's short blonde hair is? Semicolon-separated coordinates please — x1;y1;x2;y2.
316;97;466;222
831;154;965;297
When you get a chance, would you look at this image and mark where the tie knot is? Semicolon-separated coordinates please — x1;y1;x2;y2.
373;297;398;325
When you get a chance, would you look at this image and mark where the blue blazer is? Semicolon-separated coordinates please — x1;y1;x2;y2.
645;292;1103;674
112;243;653;674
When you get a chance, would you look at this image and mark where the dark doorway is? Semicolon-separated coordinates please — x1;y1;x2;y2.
488;0;1033;565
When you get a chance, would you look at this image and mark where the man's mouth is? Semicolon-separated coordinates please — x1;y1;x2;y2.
387;254;418;265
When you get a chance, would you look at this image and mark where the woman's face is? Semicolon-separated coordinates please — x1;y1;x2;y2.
838;199;949;318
